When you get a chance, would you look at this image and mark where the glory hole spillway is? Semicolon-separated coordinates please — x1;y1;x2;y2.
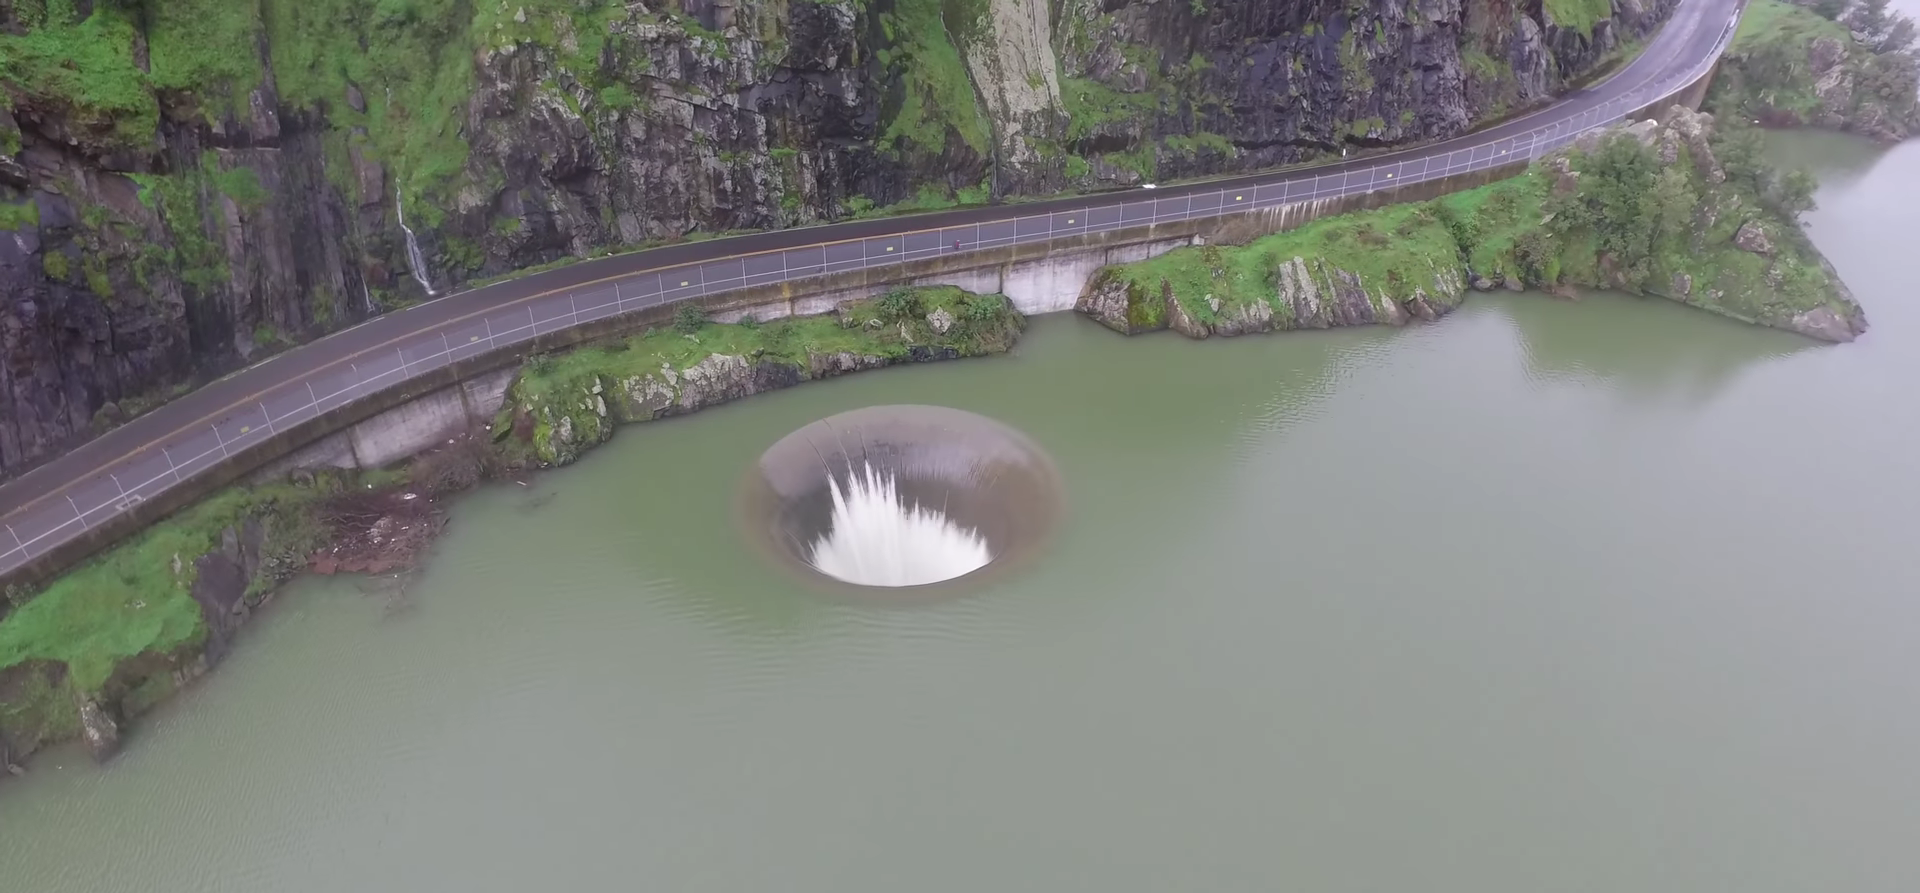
739;405;1065;594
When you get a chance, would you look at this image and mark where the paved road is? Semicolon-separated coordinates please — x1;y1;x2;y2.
0;0;1742;580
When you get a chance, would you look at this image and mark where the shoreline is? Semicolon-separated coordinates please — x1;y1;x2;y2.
0;105;1878;782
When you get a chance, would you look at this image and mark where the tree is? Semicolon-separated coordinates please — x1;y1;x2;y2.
1877;15;1916;53
1775;168;1820;217
1849;0;1891;38
1713;123;1769;195
1545;134;1664;286
1812;0;1850;21
672;304;708;335
1650;167;1699;251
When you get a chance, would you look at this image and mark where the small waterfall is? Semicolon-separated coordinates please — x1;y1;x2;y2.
809;461;992;587
395;188;437;297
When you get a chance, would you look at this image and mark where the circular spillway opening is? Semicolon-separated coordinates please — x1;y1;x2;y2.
738;405;1064;596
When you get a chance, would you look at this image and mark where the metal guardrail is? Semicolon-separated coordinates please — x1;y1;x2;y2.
0;8;1741;580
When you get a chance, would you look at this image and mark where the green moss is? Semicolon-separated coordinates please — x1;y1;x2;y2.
132;169;231;291
877;0;993;157
83;255;112;297
1733;0;1849;47
1061;76;1159;144
0;478;341;693
261;0;484;223
1463;46;1506;84
1338;30;1376;92
206;153;271;210
146;0;269;122
597;83;639;111
1544;0;1616;38
40;249;69;281
0;5;158;149
0;199;38;231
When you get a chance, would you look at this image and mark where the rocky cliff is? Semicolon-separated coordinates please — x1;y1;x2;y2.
0;0;1672;480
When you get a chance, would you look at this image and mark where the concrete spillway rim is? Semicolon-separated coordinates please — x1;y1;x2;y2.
734;404;1067;604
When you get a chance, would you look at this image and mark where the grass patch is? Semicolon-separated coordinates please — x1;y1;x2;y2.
1545;0;1617;38
1709;0;1917;126
1734;0;1849;48
1105;201;1462;326
0;4;157;149
261;0;481;224
0;478;343;693
505;287;1022;464
877;0;993;157
0;199;39;231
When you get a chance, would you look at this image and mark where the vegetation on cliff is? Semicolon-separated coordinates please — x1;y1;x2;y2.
1082;108;1866;342
1708;0;1919;139
496;286;1024;465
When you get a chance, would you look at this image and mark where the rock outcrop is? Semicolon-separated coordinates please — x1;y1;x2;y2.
77;699;119;762
1081;106;1869;343
1078;209;1468;339
1709;2;1920;140
499;287;1024;465
0;0;1673;481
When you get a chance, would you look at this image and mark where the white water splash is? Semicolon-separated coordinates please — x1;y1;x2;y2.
809;461;992;587
395;188;437;297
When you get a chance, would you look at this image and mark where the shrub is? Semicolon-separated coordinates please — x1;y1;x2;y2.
672;304;708;334
875;287;920;321
962;294;1008;323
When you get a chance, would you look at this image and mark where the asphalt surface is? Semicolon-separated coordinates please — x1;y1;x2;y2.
0;0;1742;578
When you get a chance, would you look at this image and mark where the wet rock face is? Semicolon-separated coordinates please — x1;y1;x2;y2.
78;699;119;762
1069;0;1671;183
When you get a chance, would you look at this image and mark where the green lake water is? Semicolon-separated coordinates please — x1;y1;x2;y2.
1;131;1917;892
